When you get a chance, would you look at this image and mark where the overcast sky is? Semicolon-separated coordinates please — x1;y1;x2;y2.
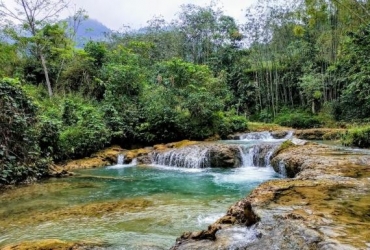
59;0;256;30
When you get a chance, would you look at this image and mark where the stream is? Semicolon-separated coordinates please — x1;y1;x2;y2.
0;133;286;249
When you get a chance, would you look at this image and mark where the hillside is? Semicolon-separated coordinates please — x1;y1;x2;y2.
67;18;111;47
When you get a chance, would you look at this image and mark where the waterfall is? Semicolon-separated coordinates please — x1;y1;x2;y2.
238;144;279;167
278;161;287;177
239;131;273;141
150;145;210;168
117;154;124;165
284;131;294;139
238;147;254;167
107;155;137;169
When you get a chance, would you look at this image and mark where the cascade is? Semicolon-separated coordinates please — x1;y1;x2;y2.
107;155;137;169
150;145;210;168
239;131;273;141
238;143;279;167
117;154;124;165
278;160;287;177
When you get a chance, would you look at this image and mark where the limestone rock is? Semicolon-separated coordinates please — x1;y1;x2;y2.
271;130;288;139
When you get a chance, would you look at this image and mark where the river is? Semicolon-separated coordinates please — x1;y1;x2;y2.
0;134;284;249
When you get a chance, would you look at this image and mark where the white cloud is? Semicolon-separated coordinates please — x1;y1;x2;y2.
2;0;257;30
65;0;257;30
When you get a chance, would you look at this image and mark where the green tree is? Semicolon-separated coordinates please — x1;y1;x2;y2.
0;0;69;97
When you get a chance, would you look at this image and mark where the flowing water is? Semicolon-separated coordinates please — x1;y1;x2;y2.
0;132;284;249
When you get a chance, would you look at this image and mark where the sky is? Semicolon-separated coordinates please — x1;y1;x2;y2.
60;0;257;30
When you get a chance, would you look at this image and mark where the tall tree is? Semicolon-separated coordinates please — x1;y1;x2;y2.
0;0;68;97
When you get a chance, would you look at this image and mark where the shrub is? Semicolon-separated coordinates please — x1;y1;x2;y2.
58;101;111;160
0;78;49;185
215;112;248;138
341;126;370;148
274;111;321;129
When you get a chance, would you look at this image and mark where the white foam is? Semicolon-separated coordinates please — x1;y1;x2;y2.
197;213;224;226
106;158;137;169
212;167;277;184
149;164;208;173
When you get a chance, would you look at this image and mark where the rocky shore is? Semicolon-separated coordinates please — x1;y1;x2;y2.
172;142;370;250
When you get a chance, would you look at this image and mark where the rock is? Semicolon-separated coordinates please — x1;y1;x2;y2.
216;200;259;226
209;145;241;168
1;239;105;250
55;145;124;171
291;137;307;145
294;128;346;140
271;130;288;139
179;224;221;241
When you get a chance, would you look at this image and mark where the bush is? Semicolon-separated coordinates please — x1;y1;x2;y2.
215;112;248;138
341;126;370;148
58;100;111;160
274;111;322;129
0;78;49;185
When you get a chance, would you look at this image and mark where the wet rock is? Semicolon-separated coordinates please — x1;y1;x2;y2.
271;130;288;139
55;145;124;171
179;224;221;242
221;200;259;226
209;145;241;168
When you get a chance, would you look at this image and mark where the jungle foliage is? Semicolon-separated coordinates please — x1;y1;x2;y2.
1;0;370;184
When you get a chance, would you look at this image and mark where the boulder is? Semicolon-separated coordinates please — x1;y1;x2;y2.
209;144;241;168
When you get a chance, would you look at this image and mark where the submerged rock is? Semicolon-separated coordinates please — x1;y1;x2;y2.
1;239;105;250
172;143;370;249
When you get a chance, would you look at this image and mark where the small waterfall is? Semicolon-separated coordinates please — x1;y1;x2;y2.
284;131;294;139
238;147;254;167
238;144;278;167
151;146;210;168
239;131;273;141
117;154;124;165
278;161;287;177
107;155;137;169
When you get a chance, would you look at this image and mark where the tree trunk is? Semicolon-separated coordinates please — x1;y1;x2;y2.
40;52;53;97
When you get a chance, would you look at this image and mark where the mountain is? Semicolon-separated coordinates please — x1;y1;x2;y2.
67;18;111;47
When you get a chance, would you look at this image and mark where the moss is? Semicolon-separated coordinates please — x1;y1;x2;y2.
271;140;295;159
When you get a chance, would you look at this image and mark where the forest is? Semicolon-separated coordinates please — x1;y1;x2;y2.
1;0;370;185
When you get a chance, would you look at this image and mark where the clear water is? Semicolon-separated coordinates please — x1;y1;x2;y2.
0;163;279;249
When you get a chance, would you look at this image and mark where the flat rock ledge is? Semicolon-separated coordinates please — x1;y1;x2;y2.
171;143;370;250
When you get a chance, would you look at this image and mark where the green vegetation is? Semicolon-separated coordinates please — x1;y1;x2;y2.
272;140;296;158
274;110;321;129
342;126;370;148
1;0;370;184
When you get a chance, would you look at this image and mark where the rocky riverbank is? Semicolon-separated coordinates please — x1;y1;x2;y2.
172;142;370;250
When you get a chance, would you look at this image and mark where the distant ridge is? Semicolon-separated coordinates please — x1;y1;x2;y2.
67;18;111;47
